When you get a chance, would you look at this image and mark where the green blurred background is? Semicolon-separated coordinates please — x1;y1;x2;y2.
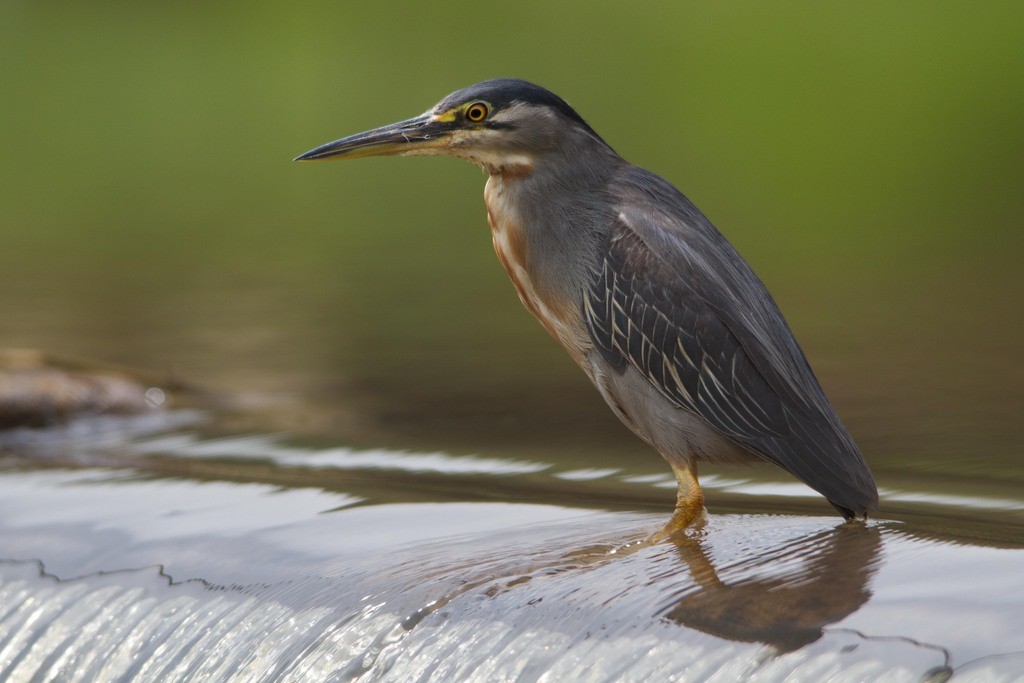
2;2;1022;486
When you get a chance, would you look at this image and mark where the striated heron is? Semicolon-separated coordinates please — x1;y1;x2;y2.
296;79;878;531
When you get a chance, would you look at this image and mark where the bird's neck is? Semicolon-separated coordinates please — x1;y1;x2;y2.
483;141;623;355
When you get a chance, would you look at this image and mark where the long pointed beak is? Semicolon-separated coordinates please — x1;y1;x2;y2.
294;113;456;162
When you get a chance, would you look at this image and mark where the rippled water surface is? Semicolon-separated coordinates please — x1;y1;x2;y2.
0;407;1022;681
2;2;1024;681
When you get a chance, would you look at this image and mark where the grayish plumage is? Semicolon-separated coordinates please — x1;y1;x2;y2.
296;78;879;526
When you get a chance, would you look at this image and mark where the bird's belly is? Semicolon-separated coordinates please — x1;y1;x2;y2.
591;357;757;467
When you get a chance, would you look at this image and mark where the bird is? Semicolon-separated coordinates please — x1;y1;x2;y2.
296;78;878;532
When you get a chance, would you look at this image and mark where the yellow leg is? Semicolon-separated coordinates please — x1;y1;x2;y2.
649;462;707;541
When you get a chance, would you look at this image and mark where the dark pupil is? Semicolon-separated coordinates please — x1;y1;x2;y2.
470;106;484;120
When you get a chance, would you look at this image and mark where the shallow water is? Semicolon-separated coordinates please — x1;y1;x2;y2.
1;410;1023;681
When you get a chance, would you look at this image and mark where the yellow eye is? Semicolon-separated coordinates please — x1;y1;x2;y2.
465;102;489;122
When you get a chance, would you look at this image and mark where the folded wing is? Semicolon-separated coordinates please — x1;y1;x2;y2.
584;167;878;517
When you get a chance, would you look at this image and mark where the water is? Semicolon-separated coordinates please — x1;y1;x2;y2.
2;2;1024;680
0;410;1022;681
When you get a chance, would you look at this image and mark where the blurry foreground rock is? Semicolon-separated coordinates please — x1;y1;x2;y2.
0;349;184;429
0;349;365;441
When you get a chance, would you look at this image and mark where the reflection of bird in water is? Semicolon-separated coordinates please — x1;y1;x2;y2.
297;79;878;531
661;524;883;652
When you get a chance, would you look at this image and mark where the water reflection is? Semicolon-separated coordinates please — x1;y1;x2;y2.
661;524;882;651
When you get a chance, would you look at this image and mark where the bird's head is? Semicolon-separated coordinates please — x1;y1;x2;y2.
295;79;609;175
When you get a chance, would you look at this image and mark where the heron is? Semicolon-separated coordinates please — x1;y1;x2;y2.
296;78;878;531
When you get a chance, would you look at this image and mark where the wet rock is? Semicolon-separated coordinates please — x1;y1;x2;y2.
0;349;169;429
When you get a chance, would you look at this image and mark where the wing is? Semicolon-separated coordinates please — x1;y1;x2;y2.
584;166;878;517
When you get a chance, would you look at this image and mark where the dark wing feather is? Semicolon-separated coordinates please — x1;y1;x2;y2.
585;166;878;517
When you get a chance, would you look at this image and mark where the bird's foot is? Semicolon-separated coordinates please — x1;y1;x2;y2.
646;504;708;544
